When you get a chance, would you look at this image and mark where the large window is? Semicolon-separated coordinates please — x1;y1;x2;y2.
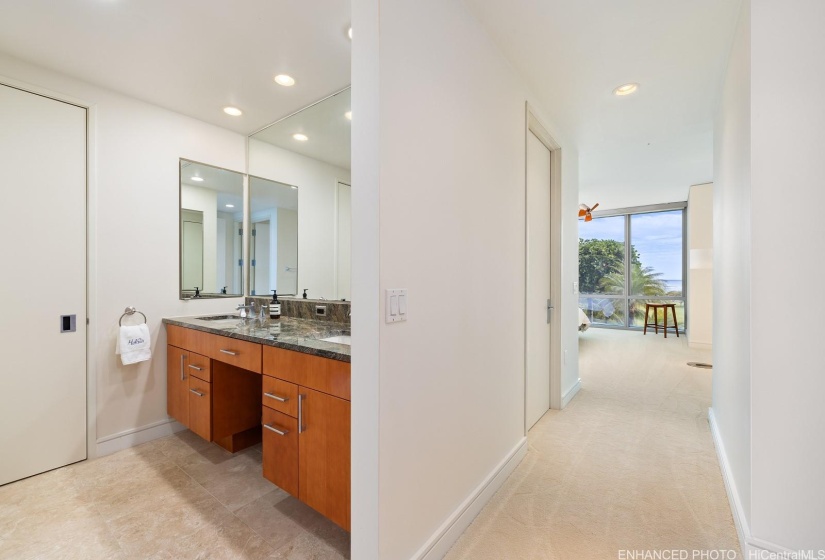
579;205;685;329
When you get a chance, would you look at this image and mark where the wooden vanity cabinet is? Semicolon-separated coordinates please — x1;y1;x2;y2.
166;345;189;425
166;346;213;440
262;346;351;531
299;387;351;531
262;406;299;497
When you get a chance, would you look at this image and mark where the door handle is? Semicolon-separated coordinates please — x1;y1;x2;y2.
298;394;306;433
180;354;186;381
189;389;205;397
547;299;554;324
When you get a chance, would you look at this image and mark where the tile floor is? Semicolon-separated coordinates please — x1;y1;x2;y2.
0;431;350;559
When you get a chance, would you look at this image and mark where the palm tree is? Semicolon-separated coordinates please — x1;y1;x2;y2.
599;264;668;322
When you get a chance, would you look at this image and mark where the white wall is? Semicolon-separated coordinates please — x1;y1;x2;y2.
687;182;713;348
248;138;351;298
351;0;579;557
713;0;825;551
0;53;247;454
750;0;825;549
712;0;752;536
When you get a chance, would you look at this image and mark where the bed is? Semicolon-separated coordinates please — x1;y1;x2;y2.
578;308;591;332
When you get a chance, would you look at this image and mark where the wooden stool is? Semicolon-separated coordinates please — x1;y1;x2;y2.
643;303;680;338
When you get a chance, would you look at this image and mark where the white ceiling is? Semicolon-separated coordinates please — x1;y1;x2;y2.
0;0;351;134
464;0;742;209
252;87;351;170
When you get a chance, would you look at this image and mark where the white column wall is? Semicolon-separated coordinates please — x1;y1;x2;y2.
351;0;580;557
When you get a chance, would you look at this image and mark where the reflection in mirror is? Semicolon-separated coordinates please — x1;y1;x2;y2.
249;87;351;300
249;177;299;296
179;159;244;299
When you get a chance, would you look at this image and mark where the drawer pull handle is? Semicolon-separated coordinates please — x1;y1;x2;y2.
264;392;289;403
189;389;205;397
263;423;288;436
219;349;238;356
188;365;203;371
298;394;305;433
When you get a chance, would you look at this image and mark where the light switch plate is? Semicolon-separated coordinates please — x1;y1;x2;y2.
385;289;407;323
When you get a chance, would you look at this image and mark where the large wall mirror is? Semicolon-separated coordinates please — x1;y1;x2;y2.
249;176;299;296
179;159;244;298
248;87;351;301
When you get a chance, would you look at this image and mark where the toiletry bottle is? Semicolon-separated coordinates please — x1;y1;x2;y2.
270;290;281;320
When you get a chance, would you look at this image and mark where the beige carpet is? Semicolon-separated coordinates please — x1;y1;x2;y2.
445;328;741;560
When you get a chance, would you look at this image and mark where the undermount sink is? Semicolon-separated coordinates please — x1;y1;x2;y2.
195;315;240;321
320;335;351;346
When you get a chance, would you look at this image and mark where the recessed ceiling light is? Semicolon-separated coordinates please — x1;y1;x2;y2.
274;74;295;87
225;204;235;208
348;27;353;40
291;186;298;190
190;176;204;182
613;83;639;96
293;133;308;142
345;111;352;120
223;106;243;116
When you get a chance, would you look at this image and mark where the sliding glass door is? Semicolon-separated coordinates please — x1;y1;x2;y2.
579;205;686;330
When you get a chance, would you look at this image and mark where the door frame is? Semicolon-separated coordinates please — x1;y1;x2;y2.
524;103;563;435
0;74;97;460
333;179;352;300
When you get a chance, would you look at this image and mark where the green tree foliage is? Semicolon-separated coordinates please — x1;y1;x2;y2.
578;239;640;294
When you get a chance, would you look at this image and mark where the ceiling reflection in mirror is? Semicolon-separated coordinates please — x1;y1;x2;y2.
249;87;351;301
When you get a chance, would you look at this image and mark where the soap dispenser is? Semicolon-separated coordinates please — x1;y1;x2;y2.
270;290;281;320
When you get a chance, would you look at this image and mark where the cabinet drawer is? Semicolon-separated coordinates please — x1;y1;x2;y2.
262;376;298;417
188;376;211;441
262;407;298;497
262;346;350;401
167;325;261;373
206;335;261;373
187;351;211;382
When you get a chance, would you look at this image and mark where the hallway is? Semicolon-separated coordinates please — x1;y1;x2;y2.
446;328;740;559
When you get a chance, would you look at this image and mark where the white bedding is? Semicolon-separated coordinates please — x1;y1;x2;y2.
578;308;591;332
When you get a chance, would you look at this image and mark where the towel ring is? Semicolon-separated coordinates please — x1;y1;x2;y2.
120;306;147;326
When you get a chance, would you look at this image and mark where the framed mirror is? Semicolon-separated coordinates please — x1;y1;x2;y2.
249;176;299;296
248;87;351;300
179;159;244;299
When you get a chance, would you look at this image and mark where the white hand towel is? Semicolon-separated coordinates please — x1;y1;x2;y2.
116;324;152;365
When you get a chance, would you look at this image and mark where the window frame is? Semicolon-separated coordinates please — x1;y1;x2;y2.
579;202;687;331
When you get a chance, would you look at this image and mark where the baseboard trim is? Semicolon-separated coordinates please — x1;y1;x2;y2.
708;408;794;556
413;437;528;560
95;418;186;458
562;378;582;407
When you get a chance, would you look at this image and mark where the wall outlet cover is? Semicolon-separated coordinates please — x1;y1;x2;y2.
385;289;407;323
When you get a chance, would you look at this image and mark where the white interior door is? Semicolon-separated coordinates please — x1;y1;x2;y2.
0;84;87;485
181;215;204;291
526;131;552;430
336;182;352;300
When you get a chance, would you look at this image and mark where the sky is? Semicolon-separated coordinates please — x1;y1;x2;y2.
579;210;683;283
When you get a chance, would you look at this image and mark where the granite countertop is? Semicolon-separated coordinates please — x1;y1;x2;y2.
162;315;351;362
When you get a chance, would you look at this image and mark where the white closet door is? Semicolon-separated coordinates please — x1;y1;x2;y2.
0;84;87;485
526;131;552;430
